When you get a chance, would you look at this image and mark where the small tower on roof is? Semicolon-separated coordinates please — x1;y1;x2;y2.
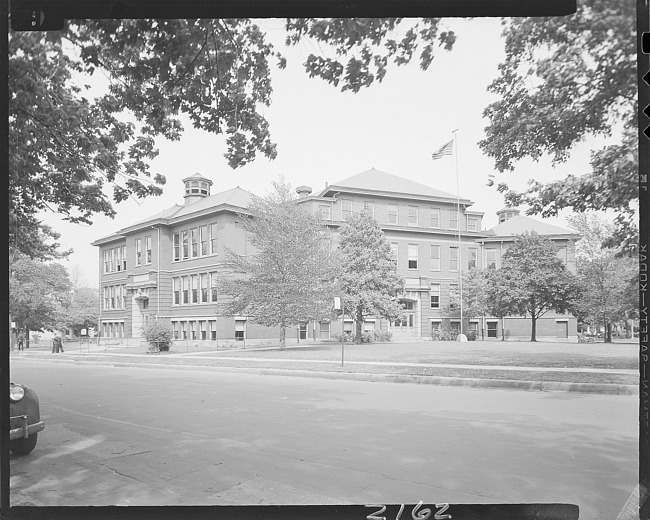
182;173;213;205
496;207;520;224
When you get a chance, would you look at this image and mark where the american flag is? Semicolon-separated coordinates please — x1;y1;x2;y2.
431;139;454;160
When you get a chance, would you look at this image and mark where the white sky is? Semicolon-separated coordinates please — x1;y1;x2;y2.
45;17;604;288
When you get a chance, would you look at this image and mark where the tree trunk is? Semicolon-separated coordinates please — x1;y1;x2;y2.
279;324;286;349
530;316;537;342
355;307;363;344
26;326;30;349
604;322;612;343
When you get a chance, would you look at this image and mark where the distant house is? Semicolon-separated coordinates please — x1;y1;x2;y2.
92;169;579;344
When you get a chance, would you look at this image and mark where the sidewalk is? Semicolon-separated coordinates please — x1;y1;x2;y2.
12;339;639;396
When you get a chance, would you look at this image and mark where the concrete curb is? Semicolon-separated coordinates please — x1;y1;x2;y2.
13;355;638;395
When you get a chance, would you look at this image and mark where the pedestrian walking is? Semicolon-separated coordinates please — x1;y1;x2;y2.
52;334;64;353
17;331;24;351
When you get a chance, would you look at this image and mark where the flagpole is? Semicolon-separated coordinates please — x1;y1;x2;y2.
452;129;463;336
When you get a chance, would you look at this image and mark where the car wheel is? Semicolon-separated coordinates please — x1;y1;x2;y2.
10;433;38;456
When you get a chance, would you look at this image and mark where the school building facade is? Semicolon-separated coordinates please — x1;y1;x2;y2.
92;168;580;345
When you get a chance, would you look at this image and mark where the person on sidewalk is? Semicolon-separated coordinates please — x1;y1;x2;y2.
52;334;64;353
17;332;25;351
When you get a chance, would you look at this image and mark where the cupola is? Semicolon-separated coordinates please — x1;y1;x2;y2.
496;207;520;224
182;173;213;205
296;185;312;198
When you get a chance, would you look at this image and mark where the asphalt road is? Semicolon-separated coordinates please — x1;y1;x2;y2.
9;359;638;520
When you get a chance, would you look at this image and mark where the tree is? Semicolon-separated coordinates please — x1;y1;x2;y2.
9;254;72;347
460;267;490;338
10;19;458;259
483;266;525;341
63;286;100;337
496;233;581;342
479;1;637;252
337;211;404;343
218;178;337;347
567;213;638;341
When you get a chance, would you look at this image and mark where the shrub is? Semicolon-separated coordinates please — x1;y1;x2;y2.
431;327;459;341
142;322;174;352
467;330;478;341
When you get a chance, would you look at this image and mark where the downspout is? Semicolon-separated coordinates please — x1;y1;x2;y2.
152;226;161;320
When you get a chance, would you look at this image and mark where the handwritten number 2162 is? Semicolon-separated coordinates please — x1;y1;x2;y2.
366;501;451;520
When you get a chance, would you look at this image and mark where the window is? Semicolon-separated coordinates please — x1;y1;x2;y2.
173;233;180;261
468;218;477;232
200;321;207;340
319;322;330;339
363;201;374;217
145;235;152;264
191;275;198;303
430;209;440;228
235;320;245;340
104;250;110;274
487;321;498;338
341;199;352;220
142;298;149;310
210;272;218;302
390;242;399;266
189;321;196;340
449;210;458;230
180;321;187;340
173;278;180;305
450;246;459;271
116;247;122;272
200;225;208;255
182;276;189;304
182;230;189;259
468;248;478;269
201;273;208;303
430;284;440;308
210;223;218;255
135;238;142;266
557;246;567;265
109;248;115;272
430;245;440;271
408;206;418;226
110;286;115;309
190;228;198;258
299;323;307;340
120;285;125;309
387;204;398;224
172;322;179;340
121;245;126;270
408;244;418;270
209;320;217;340
486;249;497;268
319;204;332;220
103;287;109;310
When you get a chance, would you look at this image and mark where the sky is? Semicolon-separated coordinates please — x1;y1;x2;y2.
46;17;604;288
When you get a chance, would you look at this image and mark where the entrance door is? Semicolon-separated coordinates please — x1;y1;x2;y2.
556;321;568;339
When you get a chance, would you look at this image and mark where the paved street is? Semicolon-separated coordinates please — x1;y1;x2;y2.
9;359;637;520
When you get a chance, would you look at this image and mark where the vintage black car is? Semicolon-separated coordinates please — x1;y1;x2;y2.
10;383;44;455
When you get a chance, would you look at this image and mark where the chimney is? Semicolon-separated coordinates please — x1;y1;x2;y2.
296;185;312;199
182;173;213;205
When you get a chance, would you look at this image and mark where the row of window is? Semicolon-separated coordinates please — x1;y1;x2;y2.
103;236;154;274
102;285;127;310
391;244;497;271
173;224;217;262
319;201;479;231
101;321;125;338
172;273;218;305
171;319;245;340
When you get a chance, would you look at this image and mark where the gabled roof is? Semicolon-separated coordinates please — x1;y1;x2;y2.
485;214;579;239
319;168;472;204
